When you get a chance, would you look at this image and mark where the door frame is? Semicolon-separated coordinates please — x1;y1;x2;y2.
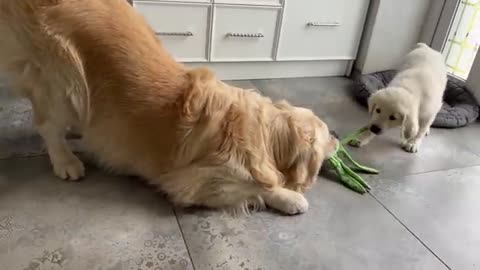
423;0;480;103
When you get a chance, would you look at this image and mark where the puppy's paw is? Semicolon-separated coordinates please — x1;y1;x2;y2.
402;141;419;153
349;139;365;148
52;156;85;181
425;128;431;136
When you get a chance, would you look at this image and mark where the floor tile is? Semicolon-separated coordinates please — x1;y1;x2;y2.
0;88;45;159
252;77;368;136
345;124;480;178
177;178;447;270
0;157;193;270
252;77;480;178
370;166;480;270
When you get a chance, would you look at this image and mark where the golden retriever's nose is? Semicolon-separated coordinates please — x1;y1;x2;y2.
370;125;382;135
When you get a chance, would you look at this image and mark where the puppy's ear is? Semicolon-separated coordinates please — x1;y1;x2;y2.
367;97;377;116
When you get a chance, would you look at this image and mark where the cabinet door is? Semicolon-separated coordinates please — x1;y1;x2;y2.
213;0;281;6
136;0;211;3
134;2;210;62
211;6;280;62
278;0;369;60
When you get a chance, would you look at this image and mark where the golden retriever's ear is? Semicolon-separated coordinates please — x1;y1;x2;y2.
284;140;323;192
182;68;217;117
288;116;315;147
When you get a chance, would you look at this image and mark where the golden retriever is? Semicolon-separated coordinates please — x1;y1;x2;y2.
0;0;338;214
350;43;447;153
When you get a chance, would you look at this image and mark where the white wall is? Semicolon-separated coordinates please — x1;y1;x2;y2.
355;0;432;74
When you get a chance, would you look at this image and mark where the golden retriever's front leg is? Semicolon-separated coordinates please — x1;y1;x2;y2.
32;100;85;180
262;187;309;215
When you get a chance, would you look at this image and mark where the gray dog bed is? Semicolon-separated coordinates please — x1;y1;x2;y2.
352;70;479;128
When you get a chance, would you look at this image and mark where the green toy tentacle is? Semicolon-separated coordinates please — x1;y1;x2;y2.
326;127;379;194
329;156;367;194
339;160;372;190
337;144;379;174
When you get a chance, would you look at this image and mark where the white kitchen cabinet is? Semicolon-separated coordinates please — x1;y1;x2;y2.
211;5;280;61
132;0;370;79
277;0;369;60
214;0;281;6
134;2;211;62
140;0;211;3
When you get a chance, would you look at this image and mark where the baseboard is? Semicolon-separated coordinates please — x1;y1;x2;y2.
185;60;351;80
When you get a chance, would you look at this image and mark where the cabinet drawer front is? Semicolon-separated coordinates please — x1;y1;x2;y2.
214;0;281;6
134;2;210;62
278;0;369;60
212;6;280;62
136;0;211;3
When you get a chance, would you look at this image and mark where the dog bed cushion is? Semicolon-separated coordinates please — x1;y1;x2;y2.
352;70;479;128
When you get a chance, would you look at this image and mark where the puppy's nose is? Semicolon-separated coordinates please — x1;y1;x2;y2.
370;125;382;135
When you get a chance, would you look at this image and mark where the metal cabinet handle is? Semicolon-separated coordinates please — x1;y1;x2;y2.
155;31;193;36
226;32;264;38
307;22;341;27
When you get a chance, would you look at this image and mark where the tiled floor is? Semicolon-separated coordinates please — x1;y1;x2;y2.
1;77;479;270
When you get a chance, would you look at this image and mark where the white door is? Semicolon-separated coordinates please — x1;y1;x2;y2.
428;0;480;102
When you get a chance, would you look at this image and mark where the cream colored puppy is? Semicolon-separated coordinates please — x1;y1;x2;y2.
350;43;447;153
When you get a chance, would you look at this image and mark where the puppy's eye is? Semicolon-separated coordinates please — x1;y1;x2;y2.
389;115;396;121
376;108;381;114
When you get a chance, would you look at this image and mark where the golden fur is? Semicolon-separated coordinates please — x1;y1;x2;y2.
0;0;338;214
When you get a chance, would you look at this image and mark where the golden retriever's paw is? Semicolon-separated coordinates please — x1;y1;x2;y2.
263;188;309;215
52;156;85;181
280;192;309;215
402;141;419;153
425;128;431;136
349;139;365;148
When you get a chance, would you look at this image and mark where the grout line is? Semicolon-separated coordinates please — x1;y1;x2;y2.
390;162;480;179
368;192;452;270
173;207;197;270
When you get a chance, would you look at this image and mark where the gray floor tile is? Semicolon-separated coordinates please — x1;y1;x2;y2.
177;178;447;270
0;157;193;270
0;89;45;159
345;125;480;178
252;77;368;136
252;77;480;178
369;166;480;270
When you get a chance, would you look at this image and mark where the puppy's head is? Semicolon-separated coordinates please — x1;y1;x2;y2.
367;87;409;135
274;102;338;192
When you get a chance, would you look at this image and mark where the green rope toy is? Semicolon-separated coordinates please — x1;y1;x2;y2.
327;127;379;194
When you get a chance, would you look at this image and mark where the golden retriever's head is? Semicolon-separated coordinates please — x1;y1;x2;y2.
273;101;338;192
367;87;410;135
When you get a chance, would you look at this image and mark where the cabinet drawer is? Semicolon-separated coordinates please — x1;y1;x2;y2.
137;0;210;3
278;0;369;60
214;0;281;6
211;6;280;62
134;2;210;62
